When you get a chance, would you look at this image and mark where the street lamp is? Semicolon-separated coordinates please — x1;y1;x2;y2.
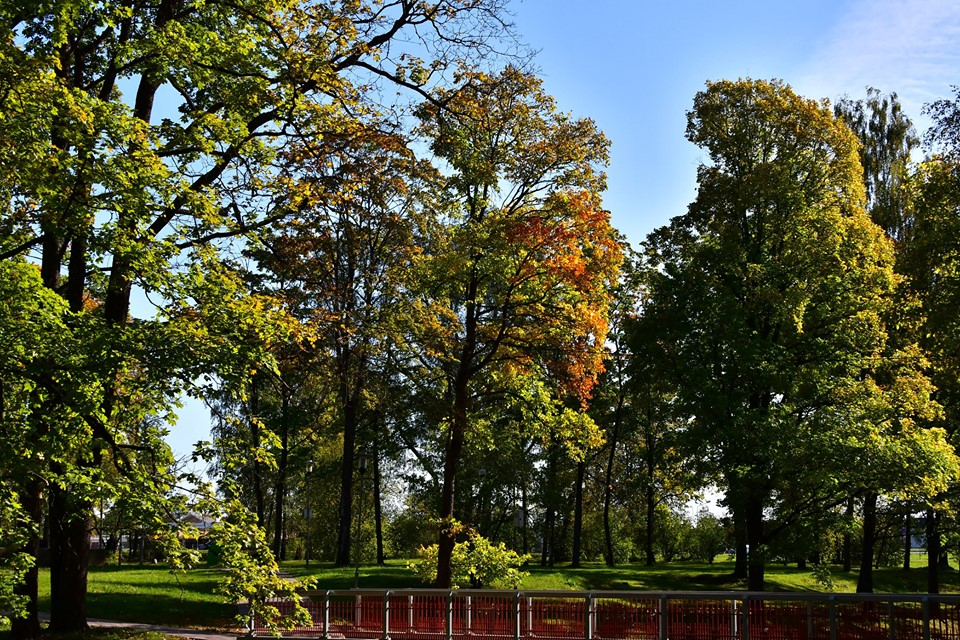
305;458;314;567
476;467;486;533
353;449;368;589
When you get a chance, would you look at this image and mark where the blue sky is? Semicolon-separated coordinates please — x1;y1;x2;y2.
511;0;960;247
164;0;960;460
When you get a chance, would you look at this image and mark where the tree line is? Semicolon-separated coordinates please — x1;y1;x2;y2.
3;0;960;637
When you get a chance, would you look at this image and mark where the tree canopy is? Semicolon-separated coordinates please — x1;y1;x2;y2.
641;78;955;590
3;0;960;625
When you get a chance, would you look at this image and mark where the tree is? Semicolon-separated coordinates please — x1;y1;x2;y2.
901;156;960;593
401;66;621;587
587;249;640;566
835;88;919;242
586;251;701;568
690;509;728;563
624;270;702;567
0;0;515;634
243;128;431;565
643;79;950;590
834;88;929;593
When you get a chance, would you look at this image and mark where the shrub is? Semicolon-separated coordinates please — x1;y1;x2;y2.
409;527;530;588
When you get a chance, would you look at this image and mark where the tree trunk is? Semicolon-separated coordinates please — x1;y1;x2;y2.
335;392;357;566
857;492;877;593
437;282;478;588
541;505;555;567
842;497;854;572
521;481;530;555
374;452;385;565
729;496;747;580
554;507;570;564
48;485;91;632
927;507;941;594
602;389;623;567
272;392;289;560
571;461;585;567
903;511;912;570
10;478;43;640
436;375;468;587
645;481;656;566
745;493;765;592
249;373;266;525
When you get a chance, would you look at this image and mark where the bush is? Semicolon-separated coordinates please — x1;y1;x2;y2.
409;526;530;588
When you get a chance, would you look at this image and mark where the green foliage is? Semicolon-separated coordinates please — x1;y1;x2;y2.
641;78;955;588
811;563;836;592
0;511;33;626
578;508;634;564
204;498;315;633
409;527;530;589
401;65;622;586
0;0;519;629
387;506;439;559
835;88;919;242
653;505;692;563
690;511;728;564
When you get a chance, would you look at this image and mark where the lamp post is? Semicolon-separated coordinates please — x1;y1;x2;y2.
305;458;314;567
353;449;368;589
476;467;486;533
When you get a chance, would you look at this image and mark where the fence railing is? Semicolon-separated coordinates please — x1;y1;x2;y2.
249;589;960;640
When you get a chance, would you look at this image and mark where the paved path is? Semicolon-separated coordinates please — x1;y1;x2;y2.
86;618;242;640
39;612;243;640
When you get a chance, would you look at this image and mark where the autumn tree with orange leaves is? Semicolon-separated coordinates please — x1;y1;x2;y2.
398;67;622;588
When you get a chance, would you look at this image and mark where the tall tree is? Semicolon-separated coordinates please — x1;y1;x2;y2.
834;88;923;592
0;0;514;633
835;88;919;242
403;66;621;587
644;78;948;590
250;128;431;565
588;250;640;567
901;154;960;593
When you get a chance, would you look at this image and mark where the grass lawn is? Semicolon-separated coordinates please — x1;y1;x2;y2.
33;565;236;629
522;559;960;593
284;555;960;593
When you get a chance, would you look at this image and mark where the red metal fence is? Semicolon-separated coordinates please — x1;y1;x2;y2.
249;589;960;640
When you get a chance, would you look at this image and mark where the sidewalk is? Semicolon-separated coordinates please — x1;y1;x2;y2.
39;613;243;640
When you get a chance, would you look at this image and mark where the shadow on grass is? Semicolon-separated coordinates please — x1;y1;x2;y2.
36;589;235;629
36;566;236;629
526;560;960;594
526;562;748;592
284;562;424;590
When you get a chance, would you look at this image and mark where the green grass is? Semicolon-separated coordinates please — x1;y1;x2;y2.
521;559;960;593
282;559;422;589
283;556;960;594
34;565;235;629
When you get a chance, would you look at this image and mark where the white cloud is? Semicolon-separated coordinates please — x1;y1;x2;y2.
795;0;960;120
